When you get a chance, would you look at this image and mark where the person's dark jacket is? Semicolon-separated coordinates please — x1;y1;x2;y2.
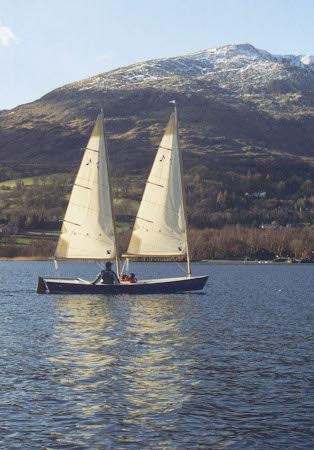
92;269;119;285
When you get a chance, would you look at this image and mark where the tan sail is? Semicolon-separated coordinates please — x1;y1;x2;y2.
55;112;116;260
124;111;187;257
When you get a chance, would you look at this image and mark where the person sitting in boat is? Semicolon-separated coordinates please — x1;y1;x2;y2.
91;261;120;285
128;273;137;283
120;274;130;282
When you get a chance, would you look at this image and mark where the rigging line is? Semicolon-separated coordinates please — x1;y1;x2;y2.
74;184;91;190
137;217;154;223
175;261;187;275
63;219;81;227
147;181;164;188
121;258;130;274
159;146;172;152
121;259;126;274
85;147;99;153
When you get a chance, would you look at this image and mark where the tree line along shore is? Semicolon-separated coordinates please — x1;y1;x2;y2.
1;224;313;263
0;160;313;261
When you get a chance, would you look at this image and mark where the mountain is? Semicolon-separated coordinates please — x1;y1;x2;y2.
1;43;314;174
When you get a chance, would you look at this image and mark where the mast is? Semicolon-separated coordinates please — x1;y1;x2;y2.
103;113;121;279
174;102;192;277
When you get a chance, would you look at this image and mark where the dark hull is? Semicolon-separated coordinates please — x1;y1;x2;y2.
38;276;209;295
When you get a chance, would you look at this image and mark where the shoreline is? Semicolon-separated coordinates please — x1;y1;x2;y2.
0;257;50;261
0;257;312;264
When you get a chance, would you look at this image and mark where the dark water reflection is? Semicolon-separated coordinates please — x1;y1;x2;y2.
0;262;313;448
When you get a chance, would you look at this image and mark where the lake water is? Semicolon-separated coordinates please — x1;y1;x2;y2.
0;261;313;449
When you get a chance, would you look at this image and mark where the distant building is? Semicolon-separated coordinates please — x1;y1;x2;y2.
244;192;267;198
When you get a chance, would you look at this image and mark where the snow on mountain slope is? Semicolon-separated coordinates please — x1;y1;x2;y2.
60;43;314;96
300;54;314;68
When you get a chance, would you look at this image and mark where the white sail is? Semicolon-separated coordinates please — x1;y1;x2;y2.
124;111;187;257
55;112;116;260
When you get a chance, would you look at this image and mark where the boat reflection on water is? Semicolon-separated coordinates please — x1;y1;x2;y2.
47;294;196;445
123;296;193;418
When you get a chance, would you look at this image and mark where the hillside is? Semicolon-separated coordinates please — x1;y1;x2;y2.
0;43;314;174
0;43;313;260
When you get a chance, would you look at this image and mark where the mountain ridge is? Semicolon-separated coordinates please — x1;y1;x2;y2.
0;43;314;173
57;43;314;90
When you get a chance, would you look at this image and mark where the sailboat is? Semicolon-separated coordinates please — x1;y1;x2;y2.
37;105;208;295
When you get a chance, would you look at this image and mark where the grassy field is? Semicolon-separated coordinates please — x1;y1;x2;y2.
0;173;68;187
0;177;41;187
8;230;59;246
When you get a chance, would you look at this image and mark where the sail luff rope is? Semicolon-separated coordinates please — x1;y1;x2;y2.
174;102;192;277
103;115;121;279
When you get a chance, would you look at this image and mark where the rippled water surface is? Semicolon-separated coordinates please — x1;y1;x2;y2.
0;261;313;449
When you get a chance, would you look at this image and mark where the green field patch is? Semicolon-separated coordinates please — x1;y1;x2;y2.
26;230;60;237
0;173;68;188
14;237;32;245
0;177;37;187
15;232;59;243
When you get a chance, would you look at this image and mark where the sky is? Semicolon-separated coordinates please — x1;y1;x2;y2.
1;0;313;109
